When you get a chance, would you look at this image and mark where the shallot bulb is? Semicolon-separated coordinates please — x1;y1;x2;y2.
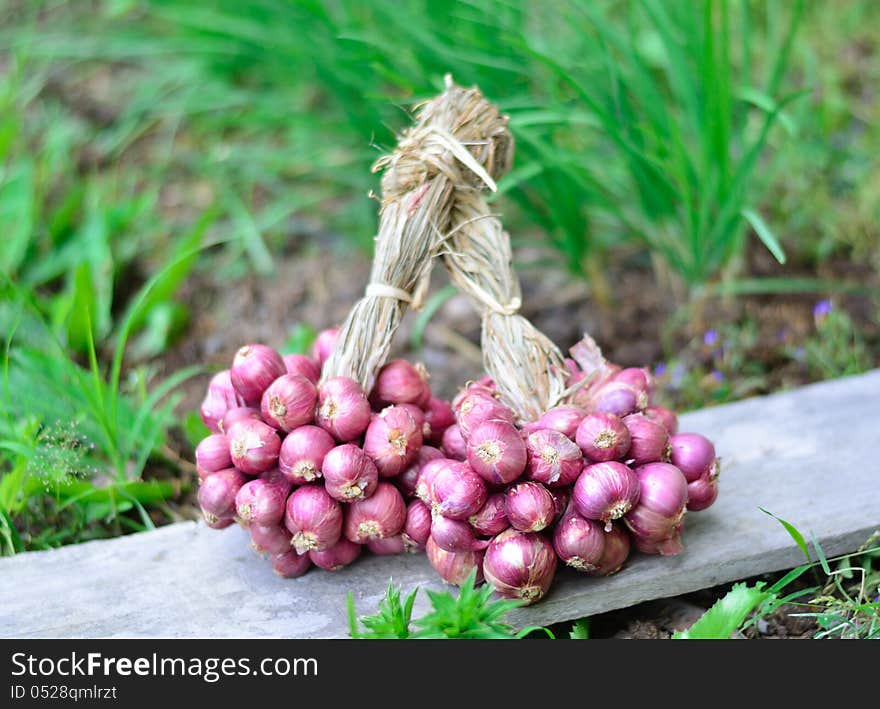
370;359;429;407
426;537;484;586
195;434;233;478
198;468;247;523
403;499;432;551
523;406;585;439
234;477;288;526
686;464;720;511
505;482;556;533
272;549;312;578
430;514;490;552
525;429;582;487
260;374;317;432
441;424;467;461
632;525;684;556
284;484;343;554
204;516;235;530
278;425;336;485
467;493;509;537
622;413;670;466
309;537;361;571
282;353;321;383
482;529;557;605
624;463;688;547
321;444;379;502
575;412;631;462
250;524;293;555
429;460;487;520
315;377;371;442
343;482;406;543
590;381;646;418
553;514;606;572
219;406;261;434
456;391;515;439
414;458;447;503
573;462;641;531
466;420;527;484
397;446;443;497
363;405;422;477
227;419;281;474
367;535;407;555
311;327;339;367
587;523;631;576
669;432;717;482
644;405;678;435
424;397;456;444
230;344;286;405
613;367;652;393
200;370;243;432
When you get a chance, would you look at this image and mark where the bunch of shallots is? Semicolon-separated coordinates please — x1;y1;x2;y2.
418;355;720;605
196;332;454;578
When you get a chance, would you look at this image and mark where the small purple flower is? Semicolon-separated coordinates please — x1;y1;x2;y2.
670;362;687;388
813;300;832;319
776;328;788;343
792;346;806;362
703;329;719;347
711;370;725;383
653;363;667;377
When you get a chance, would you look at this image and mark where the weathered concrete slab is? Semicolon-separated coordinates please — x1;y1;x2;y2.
2;371;879;638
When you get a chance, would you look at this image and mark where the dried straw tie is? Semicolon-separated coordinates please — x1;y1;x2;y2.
321;77;512;395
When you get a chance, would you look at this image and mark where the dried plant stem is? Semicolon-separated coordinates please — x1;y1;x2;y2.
441;191;570;422
321;76;512;394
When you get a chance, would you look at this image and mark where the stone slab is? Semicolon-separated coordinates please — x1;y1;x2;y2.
2;371;879;638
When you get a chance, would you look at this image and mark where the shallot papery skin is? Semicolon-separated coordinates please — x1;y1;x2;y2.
624;504;683;544
343;482;406;543
613;367;652;393
686;465;719;511
482;529;557;605
552;514;606;572
284;484;343;554
414;458;447;503
371;359;429;407
403;500;432;550
283;353;321;383
196;434;232;478
523;406;585;439
429;460;488;520
315;377;372;442
278;425;336;484
272;549;312;578
227;419;281;474
467;493;509;537
587;523;631;576
200;370;243;433
219;406;261;434
321;443;379;502
367;535;407;555
424;397;456;444
632;524;684;556
644;405;678;435
525;429;583;487
250;523;293;555
363;405;422;477
397;446;443;497
633;462;689;519
441;424;468;461
230;344;286;405
550;488;571;522
575;412;631;463
466;419;527;484
505;482;556;532
430;514;490;552
308;537;361;571
311;327;340;367
622;413;670;466
234;477;288;526
456;391;515;440
669;432;717;482
198;468;247;522
426;537;484;586
260;374;317;432
573;461;641;531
